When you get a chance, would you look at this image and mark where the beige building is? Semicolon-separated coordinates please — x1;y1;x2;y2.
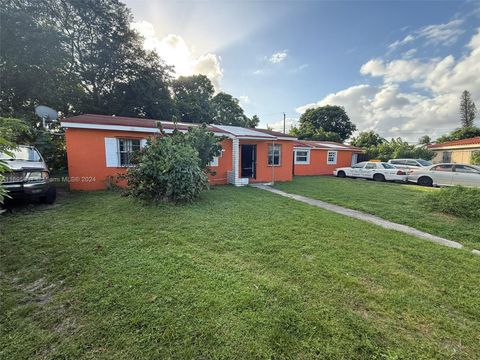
428;136;480;164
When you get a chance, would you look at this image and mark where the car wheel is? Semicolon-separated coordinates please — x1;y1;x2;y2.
417;176;433;187
40;187;57;204
373;173;385;182
337;170;346;178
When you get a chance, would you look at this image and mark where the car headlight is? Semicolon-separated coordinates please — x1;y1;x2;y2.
26;171;49;182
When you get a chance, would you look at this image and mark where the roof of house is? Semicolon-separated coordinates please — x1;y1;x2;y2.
61;114;297;140
428;136;480;149
293;140;364;152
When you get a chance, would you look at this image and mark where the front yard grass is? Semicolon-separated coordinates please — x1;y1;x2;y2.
274;176;480;249
1;187;479;359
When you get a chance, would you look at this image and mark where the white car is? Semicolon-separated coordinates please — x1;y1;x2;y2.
333;161;408;182
407;163;480;187
388;158;432;170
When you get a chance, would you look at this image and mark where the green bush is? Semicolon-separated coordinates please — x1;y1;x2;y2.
422;186;480;218
365;137;434;161
471;151;480;165
123;135;209;203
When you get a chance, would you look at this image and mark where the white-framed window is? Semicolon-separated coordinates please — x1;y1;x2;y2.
327;151;337;165
294;149;310;164
209;156;219;167
105;137;147;168
209;149;224;167
118;138;141;166
268;144;281;166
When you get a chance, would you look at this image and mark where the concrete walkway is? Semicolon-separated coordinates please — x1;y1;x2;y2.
252;184;466;250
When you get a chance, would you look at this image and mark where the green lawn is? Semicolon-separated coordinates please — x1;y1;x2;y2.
1;187;479;359
274;176;480;249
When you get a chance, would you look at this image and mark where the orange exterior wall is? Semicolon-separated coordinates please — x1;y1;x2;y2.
65;126;296;190
65;128;146;190
293;149;356;176
208;138;233;185
65;128;234;190
239;140;294;183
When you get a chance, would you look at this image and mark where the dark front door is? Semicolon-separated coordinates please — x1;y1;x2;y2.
241;144;256;178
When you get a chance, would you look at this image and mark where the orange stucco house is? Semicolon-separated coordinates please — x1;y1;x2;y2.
61;114;297;190
293;140;363;176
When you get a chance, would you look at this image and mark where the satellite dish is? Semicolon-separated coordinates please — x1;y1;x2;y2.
35;105;58;128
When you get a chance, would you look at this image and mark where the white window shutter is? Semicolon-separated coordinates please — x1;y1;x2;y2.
105;137;119;167
140;139;148;148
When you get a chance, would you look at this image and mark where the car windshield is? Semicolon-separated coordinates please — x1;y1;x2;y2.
352;162;366;168
0;147;42;162
417;159;432;166
380;163;395;169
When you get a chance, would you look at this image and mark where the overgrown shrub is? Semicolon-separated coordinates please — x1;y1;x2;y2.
422;186;480;218
123;135;209;203
471;151;480;165
0;117;67;171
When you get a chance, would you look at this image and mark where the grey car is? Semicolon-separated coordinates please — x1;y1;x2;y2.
1;145;56;204
407;163;480;187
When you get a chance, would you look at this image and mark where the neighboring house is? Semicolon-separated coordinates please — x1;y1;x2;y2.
61;114;296;190
293;140;363;176
428;137;480;164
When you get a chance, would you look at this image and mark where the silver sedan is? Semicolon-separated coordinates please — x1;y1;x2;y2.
407;163;480;187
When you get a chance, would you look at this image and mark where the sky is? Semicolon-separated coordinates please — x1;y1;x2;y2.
125;0;480;141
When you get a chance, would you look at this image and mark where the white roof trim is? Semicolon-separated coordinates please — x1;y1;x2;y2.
61;122;229;136
215;125;275;138
61;121;296;140
276;136;298;141
61;122;161;133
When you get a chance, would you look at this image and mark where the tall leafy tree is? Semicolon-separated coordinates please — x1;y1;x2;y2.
418;135;431;145
0;0;75;116
246;115;260;128
459;90;477;128
293;105;356;142
350;131;385;148
436;126;480;143
42;0;174;116
106;52;175;119
172;75;214;123
211;92;252;127
1;0;174;119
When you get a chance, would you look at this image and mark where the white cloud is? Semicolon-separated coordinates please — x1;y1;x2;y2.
269;117;298;133
269;50;288;64
131;21;224;90
238;95;250;104
388;19;464;52
291;64;309;73
402;48;417;59
419;19;464;45
296;28;480;141
253;69;264;75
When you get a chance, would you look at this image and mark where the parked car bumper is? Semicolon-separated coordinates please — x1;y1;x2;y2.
2;181;50;198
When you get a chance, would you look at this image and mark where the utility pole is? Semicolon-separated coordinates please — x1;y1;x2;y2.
283;112;286;134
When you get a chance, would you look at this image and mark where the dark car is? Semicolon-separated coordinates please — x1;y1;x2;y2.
1;145;56;204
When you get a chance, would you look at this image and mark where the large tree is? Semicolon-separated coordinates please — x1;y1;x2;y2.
0;0;75;116
246;115;260;128
172;75;214;123
1;0;174;119
418;135;431;145
436;126;480;143
211;92;253;127
459;90;477;128
293;105;356;142
350;131;385;148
